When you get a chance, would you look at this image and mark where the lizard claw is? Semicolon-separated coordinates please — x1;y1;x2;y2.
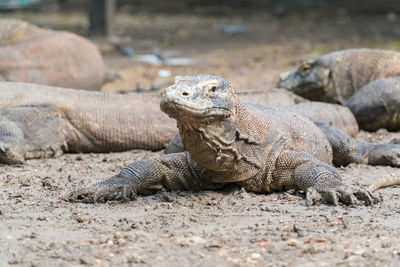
306;187;321;206
306;183;379;206
0;141;25;164
63;177;137;203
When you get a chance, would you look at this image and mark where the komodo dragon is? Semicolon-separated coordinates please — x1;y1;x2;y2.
278;48;400;131
0;82;357;164
65;75;400;206
0;19;105;90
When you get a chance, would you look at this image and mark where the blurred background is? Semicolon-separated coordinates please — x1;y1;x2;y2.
1;0;400;92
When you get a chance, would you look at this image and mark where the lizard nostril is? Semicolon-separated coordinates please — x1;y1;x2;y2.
182;92;189;96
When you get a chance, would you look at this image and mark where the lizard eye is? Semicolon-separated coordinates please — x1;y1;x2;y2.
299;62;312;75
209;86;218;96
301;66;311;74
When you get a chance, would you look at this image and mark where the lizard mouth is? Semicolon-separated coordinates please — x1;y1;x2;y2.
278;72;301;91
160;101;232;119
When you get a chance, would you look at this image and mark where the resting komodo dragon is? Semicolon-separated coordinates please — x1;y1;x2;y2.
278;48;400;131
0;82;358;164
65;75;400;206
0;19;105;90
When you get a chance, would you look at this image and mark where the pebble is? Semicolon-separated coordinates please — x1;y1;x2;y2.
79;256;91;264
260;205;274;212
37;216;47;221
161;192;176;202
158;69;171;78
188;236;206;245
352;249;365;256
117;238;127;245
73;214;85;223
20;177;31;186
287;239;300;247
251;253;261;259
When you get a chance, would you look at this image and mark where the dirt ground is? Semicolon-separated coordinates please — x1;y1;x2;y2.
1;7;400;266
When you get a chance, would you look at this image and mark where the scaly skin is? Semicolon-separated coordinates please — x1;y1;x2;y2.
0;82;357;164
0;82;177;164
278;48;400;104
345;78;400;131
66;75;400;206
165;101;359;154
278;48;400;131
0;19;105;90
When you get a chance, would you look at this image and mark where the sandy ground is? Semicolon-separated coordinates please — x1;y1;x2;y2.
1;8;400;266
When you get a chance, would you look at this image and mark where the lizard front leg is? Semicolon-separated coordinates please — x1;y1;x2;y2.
272;150;378;206
65;152;224;203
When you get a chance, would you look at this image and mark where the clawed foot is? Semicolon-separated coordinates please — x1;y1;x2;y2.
64;177;137;203
306;182;379;206
0;142;24;164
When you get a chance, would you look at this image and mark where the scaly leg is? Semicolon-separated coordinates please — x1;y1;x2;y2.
316;121;400;167
271;150;377;206
65;152;224;203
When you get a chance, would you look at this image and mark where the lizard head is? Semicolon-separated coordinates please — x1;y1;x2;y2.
160;75;236;121
277;60;332;101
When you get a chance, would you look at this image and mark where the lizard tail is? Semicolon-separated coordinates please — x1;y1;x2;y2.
368;173;400;192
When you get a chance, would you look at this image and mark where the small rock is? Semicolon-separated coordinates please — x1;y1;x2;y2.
228;258;242;264
251;253;261;259
117;238;127;245
158;69;171;78
134;55;162;66
188;236;206;245
20;177;31;186
161;192;176;202
37;216;47;221
8;259;21;265
80;256;91;265
73;213;85;223
207;198;218;206
114;232;121;240
165;57;193;66
260;205;273;212
287;239;300;247
155;203;172;209
115;44;134;57
352;249;365;256
234;187;249;199
150;82;164;91
220;24;246;34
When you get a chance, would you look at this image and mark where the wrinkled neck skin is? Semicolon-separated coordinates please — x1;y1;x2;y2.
177;106;239;173
177;102;268;185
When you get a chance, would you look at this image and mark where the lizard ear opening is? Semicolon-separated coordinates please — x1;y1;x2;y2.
321;68;332;87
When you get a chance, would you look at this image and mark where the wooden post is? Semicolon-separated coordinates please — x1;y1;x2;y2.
89;0;115;36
